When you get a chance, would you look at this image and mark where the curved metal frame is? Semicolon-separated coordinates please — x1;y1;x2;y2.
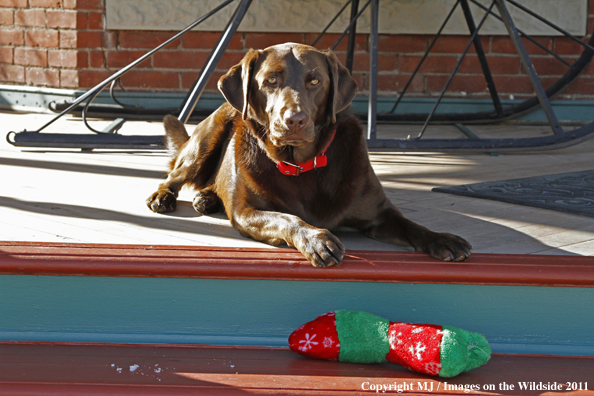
6;0;594;152
7;0;249;150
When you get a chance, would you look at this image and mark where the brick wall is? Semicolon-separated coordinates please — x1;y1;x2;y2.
2;0;594;100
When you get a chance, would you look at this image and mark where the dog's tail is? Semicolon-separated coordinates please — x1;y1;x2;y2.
163;114;190;156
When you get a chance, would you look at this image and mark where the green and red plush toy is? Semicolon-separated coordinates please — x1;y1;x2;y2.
288;310;491;378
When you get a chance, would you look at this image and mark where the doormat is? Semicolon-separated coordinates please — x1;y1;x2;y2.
432;170;594;218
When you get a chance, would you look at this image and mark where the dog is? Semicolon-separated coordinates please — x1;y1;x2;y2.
147;43;472;267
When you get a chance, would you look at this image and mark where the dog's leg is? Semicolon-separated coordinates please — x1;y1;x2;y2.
192;186;221;215
364;205;472;262
146;165;191;213
233;208;345;267
147;107;234;214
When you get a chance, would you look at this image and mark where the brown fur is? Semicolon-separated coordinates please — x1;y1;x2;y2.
147;43;472;267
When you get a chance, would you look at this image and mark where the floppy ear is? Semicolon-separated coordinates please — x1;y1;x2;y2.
218;49;260;120
324;50;358;123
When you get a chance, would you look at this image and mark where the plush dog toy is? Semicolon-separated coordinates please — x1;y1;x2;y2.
288;310;491;378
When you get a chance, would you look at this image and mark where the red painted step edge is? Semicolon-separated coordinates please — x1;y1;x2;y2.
1;341;593;396
0;241;593;287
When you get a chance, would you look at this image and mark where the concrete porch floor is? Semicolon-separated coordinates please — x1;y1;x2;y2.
1;110;593;256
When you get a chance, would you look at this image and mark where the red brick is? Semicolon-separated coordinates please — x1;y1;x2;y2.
430;35;490;54
491;36;553;56
153;51;209;69
48;49;77;68
0;64;25;82
106;50;151;69
245;33;305;49
530;57;570;76
87;12;104;30
337;52;396;73
398;55;459;74
378;35;427;53
89;50;104;68
78;69;111;88
181;70;224;90
0;9;14;25
557;76;594;96
76;31;103;48
77;51;89;68
120;70;179;89
426;74;487;93
0;47;13;64
76;12;88;29
0;0;27;6
62;0;76;8
76;0;103;10
15;9;46;28
377;74;424;93
588;16;594;36
60;69;78;88
14;47;48;67
102;31;117;49
458;55;521;75
0;28;23;46
26;67;60;86
47;10;77;29
554;36;589;56
182;31;243;50
492;75;534;94
30;0;62;6
26;30;60;48
119;31;180;50
60;30;77;48
539;76;563;91
303;33;366;51
216;51;246;70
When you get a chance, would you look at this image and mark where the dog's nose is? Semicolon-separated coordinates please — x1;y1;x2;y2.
284;111;308;130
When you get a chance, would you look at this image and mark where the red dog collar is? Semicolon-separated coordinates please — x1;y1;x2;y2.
277;127;336;176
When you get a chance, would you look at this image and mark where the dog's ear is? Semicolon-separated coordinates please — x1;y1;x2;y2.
324;50;358;123
218;49;260;120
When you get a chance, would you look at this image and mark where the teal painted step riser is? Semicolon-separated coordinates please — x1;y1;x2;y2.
1;275;593;356
2;85;594;122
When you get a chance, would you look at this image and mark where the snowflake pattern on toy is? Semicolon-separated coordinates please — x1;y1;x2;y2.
386;322;443;376
288;312;340;360
298;333;319;351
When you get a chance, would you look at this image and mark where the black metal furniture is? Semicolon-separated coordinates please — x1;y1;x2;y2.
7;0;594;152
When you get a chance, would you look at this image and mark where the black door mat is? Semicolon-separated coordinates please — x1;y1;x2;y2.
432;170;594;218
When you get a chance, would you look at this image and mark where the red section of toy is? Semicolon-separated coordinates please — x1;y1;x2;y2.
387;322;443;376
288;311;340;361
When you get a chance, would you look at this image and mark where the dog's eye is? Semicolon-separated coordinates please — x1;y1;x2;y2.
310;79;320;85
266;77;278;85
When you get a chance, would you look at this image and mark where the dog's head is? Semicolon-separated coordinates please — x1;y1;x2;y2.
218;43;357;162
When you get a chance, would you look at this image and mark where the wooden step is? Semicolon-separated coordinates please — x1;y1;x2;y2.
0;342;592;395
2;241;594;286
1;241;594;355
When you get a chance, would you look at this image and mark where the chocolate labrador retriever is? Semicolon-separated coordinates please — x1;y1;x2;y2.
147;43;472;267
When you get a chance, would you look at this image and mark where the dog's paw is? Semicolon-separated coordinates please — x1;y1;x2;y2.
146;190;177;213
296;228;346;268
421;232;472;262
192;190;219;215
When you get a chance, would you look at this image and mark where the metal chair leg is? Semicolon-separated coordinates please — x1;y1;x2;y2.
367;0;379;141
178;0;253;123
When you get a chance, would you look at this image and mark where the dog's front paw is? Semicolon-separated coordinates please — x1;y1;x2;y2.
146;190;177;213
296;228;346;268
421;232;472;262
